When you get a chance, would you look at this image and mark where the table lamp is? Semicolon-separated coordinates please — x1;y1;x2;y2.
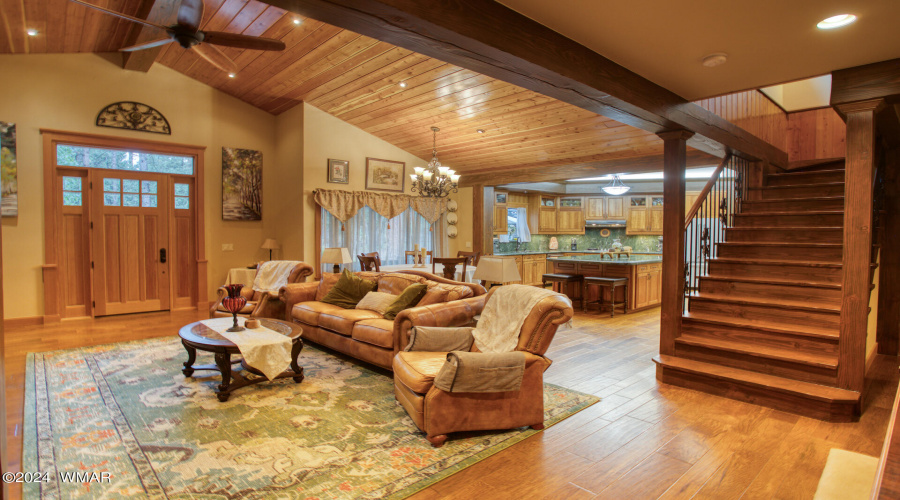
261;238;280;260
472;256;521;288
322;247;353;274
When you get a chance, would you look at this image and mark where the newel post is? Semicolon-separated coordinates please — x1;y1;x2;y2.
835;99;885;392
657;130;694;355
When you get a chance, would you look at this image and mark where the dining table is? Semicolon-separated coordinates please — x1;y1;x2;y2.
379;263;478;284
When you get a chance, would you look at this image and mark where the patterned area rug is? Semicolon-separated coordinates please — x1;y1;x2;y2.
24;336;598;499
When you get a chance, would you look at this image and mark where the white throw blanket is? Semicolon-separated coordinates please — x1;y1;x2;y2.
472;284;569;353
252;260;302;293
201;318;292;381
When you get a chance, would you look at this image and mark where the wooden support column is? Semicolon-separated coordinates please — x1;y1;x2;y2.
472;185;494;256
878;144;900;355
657;130;693;356
836;99;885;392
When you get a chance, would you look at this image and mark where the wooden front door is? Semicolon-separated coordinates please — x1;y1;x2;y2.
91;170;170;315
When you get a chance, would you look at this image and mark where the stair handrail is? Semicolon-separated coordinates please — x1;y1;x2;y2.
685;153;733;225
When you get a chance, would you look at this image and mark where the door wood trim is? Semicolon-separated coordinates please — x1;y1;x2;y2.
41;130;208;321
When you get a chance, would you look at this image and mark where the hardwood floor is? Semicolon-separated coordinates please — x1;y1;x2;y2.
4;307;898;499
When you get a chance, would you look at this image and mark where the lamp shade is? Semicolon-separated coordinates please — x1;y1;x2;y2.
321;247;353;264
260;238;280;250
472;256;521;283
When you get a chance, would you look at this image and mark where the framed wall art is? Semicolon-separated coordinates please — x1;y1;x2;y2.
327;159;349;184
1;121;17;217
365;158;405;192
222;147;262;221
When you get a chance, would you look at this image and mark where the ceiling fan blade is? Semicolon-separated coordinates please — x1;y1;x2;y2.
192;43;238;74
177;0;205;32
120;37;175;52
202;31;286;51
68;0;169;31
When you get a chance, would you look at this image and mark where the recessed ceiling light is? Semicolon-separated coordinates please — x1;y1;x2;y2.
701;53;728;68
817;14;857;29
476;129;485;134
293;17;301;25
228;73;236;78
399;82;407;88
26;28;38;36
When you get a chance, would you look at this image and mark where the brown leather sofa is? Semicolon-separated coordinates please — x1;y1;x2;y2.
210;261;314;320
280;270;487;370
392;287;574;446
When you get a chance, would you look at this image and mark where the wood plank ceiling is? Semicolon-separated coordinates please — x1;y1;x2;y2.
0;0;712;176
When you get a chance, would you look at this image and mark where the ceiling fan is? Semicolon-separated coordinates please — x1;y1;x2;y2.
69;0;286;74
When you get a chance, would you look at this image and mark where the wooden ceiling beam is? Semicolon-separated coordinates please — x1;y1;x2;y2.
259;0;788;167
121;0;179;72
832;58;900;107
458;149;716;186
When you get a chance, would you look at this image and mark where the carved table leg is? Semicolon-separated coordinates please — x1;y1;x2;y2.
181;340;197;377
291;339;305;383
215;352;232;402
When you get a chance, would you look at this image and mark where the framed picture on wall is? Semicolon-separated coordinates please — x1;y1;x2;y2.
365;158;405;192
327;159;349;184
222;147;262;221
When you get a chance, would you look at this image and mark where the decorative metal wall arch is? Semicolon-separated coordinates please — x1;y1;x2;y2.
96;102;171;135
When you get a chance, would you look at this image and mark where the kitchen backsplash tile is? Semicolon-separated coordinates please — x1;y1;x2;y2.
494;228;662;253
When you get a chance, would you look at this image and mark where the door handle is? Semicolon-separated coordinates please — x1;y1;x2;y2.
160;248;167;263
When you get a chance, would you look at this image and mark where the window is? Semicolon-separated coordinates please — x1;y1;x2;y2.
56;144;194;175
321;206;434;273
507;207;530;242
174;183;190;209
62;176;82;206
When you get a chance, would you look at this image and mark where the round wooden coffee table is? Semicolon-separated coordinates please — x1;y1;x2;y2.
178;318;304;402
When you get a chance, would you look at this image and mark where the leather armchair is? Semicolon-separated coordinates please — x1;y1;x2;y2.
392;287;574;447
210;261;314;320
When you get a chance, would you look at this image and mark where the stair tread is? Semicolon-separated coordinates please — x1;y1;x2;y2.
687;292;841;312
653;355;859;403
744;197;845;202
717;242;842;247
735;210;844;216
750;182;845;190
701;275;842;289
726;226;843;230
710;257;842;268
768;169;846;178
676;334;838;369
683;311;839;338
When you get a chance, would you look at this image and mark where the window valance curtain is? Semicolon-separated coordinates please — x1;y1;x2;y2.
314;189;447;228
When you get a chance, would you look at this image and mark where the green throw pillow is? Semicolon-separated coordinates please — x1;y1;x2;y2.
383;283;428;320
320;269;378;309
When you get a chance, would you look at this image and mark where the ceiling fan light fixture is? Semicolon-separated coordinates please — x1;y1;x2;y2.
817;14;857;29
601;175;631;195
26;28;38;36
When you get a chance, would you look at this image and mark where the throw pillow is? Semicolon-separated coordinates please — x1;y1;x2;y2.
316;273;341;301
383;283;428;320
355;291;397;316
320;269;378;309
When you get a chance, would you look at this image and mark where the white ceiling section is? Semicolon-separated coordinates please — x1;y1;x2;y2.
761;75;833;112
498;0;900;100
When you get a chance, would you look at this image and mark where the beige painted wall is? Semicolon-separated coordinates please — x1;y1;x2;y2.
0;53;280;318
300;103;428;263
273;104;305;260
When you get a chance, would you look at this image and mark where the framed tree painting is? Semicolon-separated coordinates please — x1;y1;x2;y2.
222;147;262;221
365;158;405;192
327;159;349;184
1;122;17;217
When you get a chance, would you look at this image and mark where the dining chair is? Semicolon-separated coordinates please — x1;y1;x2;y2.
357;253;381;272
456;250;480;266
405;250;432;264
432;257;468;281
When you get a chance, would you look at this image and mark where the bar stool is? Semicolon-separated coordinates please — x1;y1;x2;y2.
542;273;584;306
582;276;628;316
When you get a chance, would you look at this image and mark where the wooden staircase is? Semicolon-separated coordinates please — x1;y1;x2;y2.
655;159;866;421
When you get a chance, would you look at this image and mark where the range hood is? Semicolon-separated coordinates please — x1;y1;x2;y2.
585;220;626;228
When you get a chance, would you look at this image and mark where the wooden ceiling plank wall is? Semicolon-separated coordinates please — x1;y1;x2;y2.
22;0;46;53
0;0;27;53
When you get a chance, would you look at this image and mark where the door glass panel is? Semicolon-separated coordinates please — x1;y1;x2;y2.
174;197;190;209
63;176;81;191
631;197;646;206
174;183;189;196
142;194;157;207
56;144;194;175
123;194;140;207
123;179;140;193
141;180;157;194
104;193;121;206
63;192;82;206
652;197;664;206
103;178;121;192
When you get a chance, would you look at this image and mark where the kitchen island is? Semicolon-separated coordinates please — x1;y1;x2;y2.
546;254;663;312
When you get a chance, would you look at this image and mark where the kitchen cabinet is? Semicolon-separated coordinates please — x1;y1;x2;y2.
626;195;663;235
633;263;662;310
538;195;558;233
548;259;663;312
493;191;508;234
521;254;547;285
586;196;625;219
556;196;584;234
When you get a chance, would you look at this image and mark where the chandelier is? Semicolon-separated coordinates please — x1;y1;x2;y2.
601;175;631;195
410;127;459;198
